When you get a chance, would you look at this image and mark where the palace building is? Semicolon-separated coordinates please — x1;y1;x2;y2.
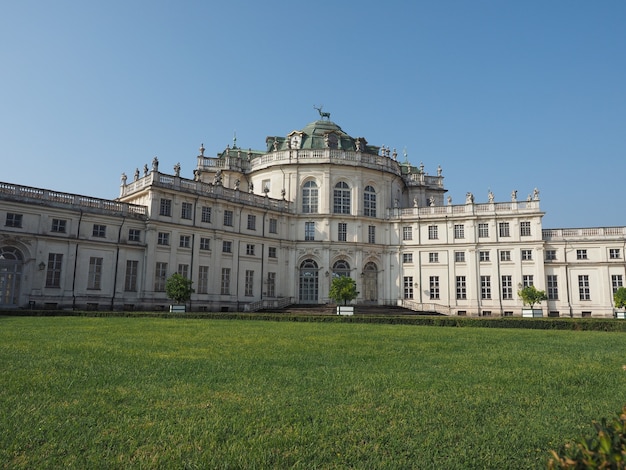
1;114;625;317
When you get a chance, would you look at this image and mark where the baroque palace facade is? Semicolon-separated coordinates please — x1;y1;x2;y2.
1;115;625;317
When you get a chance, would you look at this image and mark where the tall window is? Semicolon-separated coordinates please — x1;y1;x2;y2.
333;182;351;214
247;214;256;230
368;225;376;244
221;268;230;295
456;276;467;300
523;275;534;287
547;275;558;300
124;260;138;292
403;276;414;299
246;244;255;256
267;272;276;297
160;199;172;216
197;266;209;294
268;247;277;258
245;270;254;296
201;206;212;223
481;276;491;299
478;223;489;238
454;224;465;239
428;225;438;240
222;241;232;253
302;181;318;214
269;218;278;234
181;202;193;220
520;221;531;237
499;222;510;237
364;185;376;217
403;226;413;241
501;275;513;299
611;274;623;294
45;253;63;288
578;275;590;300
88;257;103;290
223;210;233;227
429;276;440;300
155;262;168;291
338;223;347;242
305;222;315;241
178;264;189;279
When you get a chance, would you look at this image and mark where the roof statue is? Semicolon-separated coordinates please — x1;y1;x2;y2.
313;105;331;121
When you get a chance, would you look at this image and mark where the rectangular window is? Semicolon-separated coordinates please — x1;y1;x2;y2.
338;223;347;242
246;244;255;256
479;251;490;262
429;276;440;300
245;270;254;296
197;265;209;294
92;224;106;238
455;251;465;263
201;206;212;223
481;276;491;299
88;257;103;290
547;275;558;300
578;275;590;300
181;202;193;220
403;276;414;299
221;268;230;295
223;210;233;227
611;274;623;293
368;225;376;244
222;241;232;253
45;253;63;288
269;218;278;234
160;199;172;217
267;272;276;297
305;222;315;241
500;250;511;262
428;225;438;240
520;221;531;237
545;250;557;261
124;260;138;292
521;249;533;261
454;224;465;239
403;226;413;241
5;213;23;228
179;235;191;248
429;252;439;263
51;218;67;233
178;264;189;279
155;262;168;291
499;222;510;237
157;232;170;246
456;276;467;300
501;275;513;299
610;248;621;259
577;249;588;260
268;247;277;258
247;214;256;231
478;223;489;238
199;237;210;250
523;275;534;288
128;229;141;242
403;253;413;263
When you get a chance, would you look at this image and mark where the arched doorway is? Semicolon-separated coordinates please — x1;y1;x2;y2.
0;247;23;308
299;259;319;303
332;260;351;278
362;261;378;303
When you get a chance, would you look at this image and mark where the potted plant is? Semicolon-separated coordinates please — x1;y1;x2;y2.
329;276;359;315
614;287;626;319
518;285;547;317
165;273;194;312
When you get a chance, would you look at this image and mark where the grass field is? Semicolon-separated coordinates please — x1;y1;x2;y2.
1;316;626;469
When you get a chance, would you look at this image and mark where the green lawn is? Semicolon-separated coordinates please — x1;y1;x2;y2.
1;317;625;469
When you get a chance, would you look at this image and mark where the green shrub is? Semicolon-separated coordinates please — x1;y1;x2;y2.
548;405;626;469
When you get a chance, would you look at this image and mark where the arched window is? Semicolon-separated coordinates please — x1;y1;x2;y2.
302;181;318;214
364;185;376;217
299;259;319;302
332;260;351;278
0;247;23;307
333;182;350;214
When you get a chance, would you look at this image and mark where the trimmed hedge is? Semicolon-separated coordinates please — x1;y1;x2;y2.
3;309;626;332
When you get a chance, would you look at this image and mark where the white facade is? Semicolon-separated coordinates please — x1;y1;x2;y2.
1;117;624;316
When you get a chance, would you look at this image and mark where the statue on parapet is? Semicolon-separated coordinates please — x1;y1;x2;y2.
511;190;517;202
152;157;159;172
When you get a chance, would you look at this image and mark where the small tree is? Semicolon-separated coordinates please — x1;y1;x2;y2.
614;287;626;310
518;285;548;309
328;276;359;306
165;273;194;305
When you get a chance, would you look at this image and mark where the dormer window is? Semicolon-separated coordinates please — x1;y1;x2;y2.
287;131;302;150
324;132;338;149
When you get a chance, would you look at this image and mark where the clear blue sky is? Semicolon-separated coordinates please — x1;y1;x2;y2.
2;1;624;229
